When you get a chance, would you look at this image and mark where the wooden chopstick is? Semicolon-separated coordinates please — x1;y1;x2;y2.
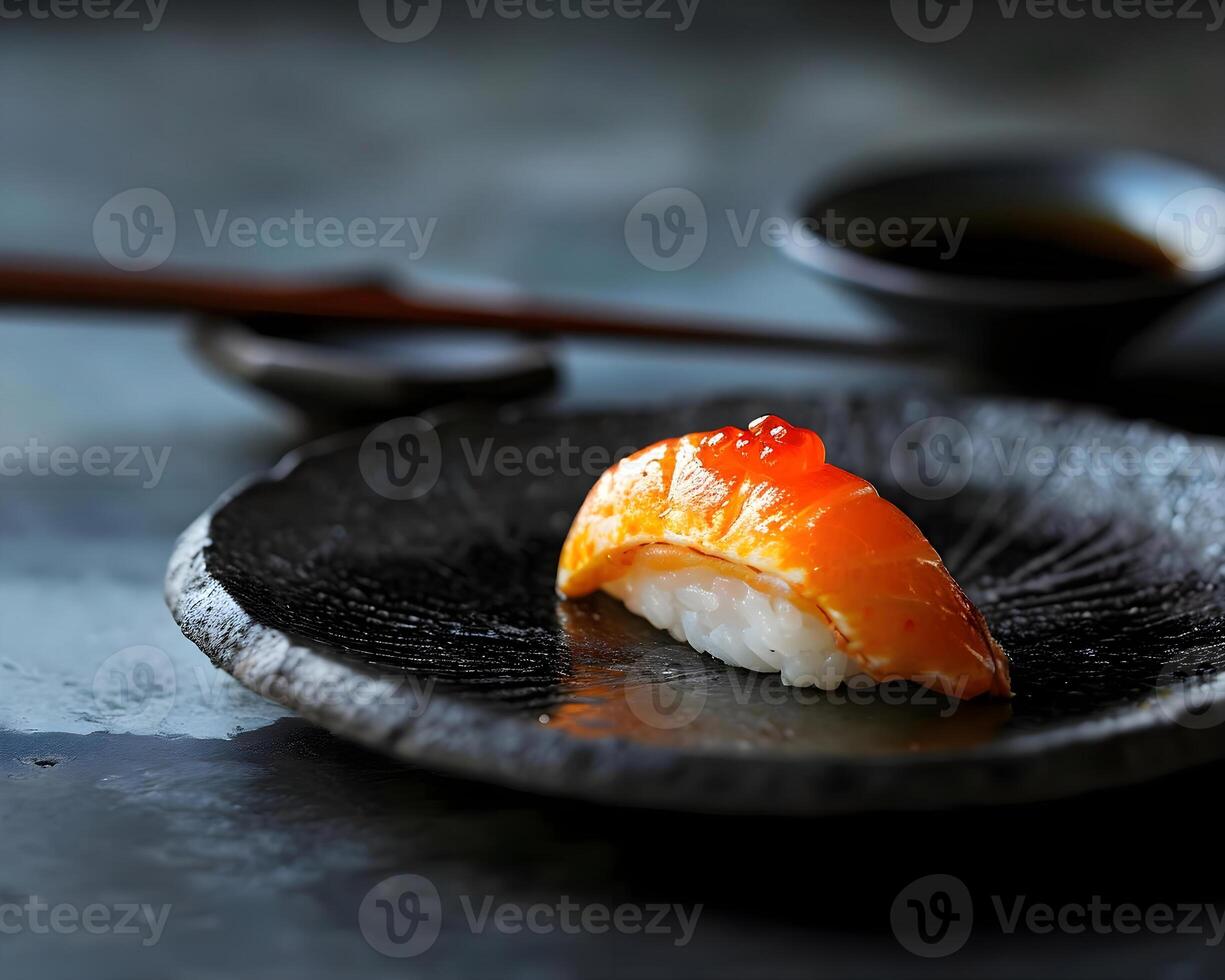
0;258;930;360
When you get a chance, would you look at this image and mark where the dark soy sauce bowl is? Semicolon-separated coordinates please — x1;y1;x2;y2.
786;149;1225;390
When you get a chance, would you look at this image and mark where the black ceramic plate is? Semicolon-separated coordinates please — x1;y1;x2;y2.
166;395;1225;814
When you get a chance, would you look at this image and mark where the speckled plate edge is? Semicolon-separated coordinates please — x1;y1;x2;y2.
164;405;1225;815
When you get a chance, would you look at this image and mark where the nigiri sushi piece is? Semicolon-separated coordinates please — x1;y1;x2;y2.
556;415;1010;700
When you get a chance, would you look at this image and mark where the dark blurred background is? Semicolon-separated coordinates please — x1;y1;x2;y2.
4;0;1225;383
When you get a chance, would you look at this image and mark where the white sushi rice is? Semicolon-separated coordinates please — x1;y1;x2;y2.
603;553;870;690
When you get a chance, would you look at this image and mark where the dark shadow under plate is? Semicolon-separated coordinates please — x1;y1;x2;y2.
166;395;1225;813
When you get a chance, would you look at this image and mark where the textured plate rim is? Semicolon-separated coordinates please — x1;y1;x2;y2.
165;400;1225;814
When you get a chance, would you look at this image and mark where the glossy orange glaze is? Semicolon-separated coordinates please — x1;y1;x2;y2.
556;415;1010;699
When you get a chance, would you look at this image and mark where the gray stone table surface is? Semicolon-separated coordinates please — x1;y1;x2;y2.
3;3;1225;977
8;314;1225;980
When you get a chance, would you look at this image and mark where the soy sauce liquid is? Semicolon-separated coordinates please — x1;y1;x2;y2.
859;213;1180;283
